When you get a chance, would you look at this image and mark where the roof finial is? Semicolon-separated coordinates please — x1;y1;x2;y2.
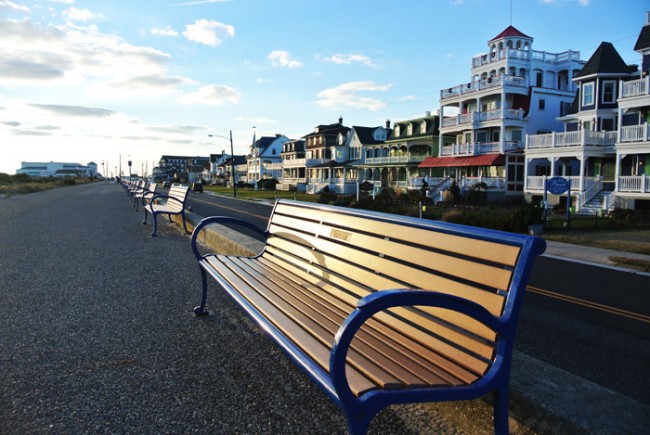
510;0;513;26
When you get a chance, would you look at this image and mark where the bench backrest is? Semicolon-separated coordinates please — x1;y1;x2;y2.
165;185;189;212
262;200;545;377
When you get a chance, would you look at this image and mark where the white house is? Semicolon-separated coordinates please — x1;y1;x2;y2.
434;25;585;202
246;134;289;183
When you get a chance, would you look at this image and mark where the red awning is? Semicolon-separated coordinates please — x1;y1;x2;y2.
419;153;505;168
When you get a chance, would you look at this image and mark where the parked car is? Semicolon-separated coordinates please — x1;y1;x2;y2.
192;181;203;193
163;180;171;188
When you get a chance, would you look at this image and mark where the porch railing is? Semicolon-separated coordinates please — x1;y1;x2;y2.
618;175;650;193
526;130;617;149
441;109;525;128
620;77;649;99
620;124;650;143
440;75;528;100
440;141;521;156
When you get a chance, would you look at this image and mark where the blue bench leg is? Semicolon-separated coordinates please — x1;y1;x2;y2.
151;212;159;237
193;266;210;316
493;387;509;435
180;212;190;234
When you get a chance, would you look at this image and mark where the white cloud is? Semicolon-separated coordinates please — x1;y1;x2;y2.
176;84;241;105
0;1;30;12
268;50;302;68
324;53;381;69
0;18;174;88
63;7;98;22
315;81;391;111
151;26;179;37
183;19;235;47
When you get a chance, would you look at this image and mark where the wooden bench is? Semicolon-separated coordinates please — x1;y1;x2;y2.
190;200;546;434
132;182;157;211
143;184;190;237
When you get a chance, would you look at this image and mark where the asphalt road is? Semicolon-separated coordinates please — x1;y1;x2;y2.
185;190;650;405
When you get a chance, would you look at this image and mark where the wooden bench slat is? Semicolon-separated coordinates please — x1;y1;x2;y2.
268;222;513;299
273;202;521;266
202;257;377;395
265;235;502;344
208;256;419;390
252;256;478;386
234;256;465;386
270;214;514;291
255;249;493;376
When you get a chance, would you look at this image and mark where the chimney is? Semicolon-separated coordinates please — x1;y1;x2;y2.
646;11;650;25
338;116;343;125
385;119;391;129
425;111;431;117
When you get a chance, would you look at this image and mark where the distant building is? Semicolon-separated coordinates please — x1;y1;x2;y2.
16;161;98;177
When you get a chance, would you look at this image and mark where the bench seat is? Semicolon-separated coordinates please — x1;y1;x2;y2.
191;200;546;434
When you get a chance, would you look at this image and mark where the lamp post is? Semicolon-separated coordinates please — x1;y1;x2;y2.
208;130;237;197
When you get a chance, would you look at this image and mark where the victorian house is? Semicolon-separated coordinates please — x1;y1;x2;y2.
616;11;650;209
432;25;584;202
525;11;650;212
359;114;437;192
302;117;352;194
524;42;633;212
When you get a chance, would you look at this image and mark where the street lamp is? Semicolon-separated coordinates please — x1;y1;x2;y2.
208;130;237;197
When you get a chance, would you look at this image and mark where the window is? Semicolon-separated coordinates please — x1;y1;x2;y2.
602;80;616;104
582;82;595;106
538;99;546;110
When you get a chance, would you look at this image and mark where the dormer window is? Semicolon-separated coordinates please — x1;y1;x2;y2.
420;122;427;134
407;124;413;136
395;125;400;137
374;129;386;141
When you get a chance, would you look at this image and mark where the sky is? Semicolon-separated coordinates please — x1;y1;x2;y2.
0;0;647;176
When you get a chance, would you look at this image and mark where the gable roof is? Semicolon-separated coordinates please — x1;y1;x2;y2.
489;25;531;43
574;42;630;78
351;126;387;145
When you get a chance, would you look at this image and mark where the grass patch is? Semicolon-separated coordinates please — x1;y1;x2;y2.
203;185;318;202
609;256;650;272
543;229;650;255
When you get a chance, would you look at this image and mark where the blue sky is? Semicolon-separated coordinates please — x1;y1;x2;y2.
0;0;646;176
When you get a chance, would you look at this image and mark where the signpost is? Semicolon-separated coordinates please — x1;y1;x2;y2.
544;176;572;229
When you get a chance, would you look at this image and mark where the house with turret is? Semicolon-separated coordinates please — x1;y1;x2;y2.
430;25;585;202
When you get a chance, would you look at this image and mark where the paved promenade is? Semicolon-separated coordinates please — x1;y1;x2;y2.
1;182;648;434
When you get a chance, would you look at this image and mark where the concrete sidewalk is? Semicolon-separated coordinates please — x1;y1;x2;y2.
1;182;648;434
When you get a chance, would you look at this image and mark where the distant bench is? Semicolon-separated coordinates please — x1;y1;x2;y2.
143;184;190;237
190;200;546;434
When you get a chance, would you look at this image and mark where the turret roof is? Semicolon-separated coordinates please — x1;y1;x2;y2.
489;25;531;43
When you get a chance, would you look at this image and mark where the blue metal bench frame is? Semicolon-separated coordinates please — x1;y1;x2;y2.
190;200;546;434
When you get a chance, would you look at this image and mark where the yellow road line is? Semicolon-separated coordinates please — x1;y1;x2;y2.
527;285;650;325
190;197;270;221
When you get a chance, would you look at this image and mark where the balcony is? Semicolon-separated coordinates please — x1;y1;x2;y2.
526;130;617;149
440;141;521;156
441;109;525;128
282;158;307;168
620;77;649;100
364;155;427;165
441;75;528;101
620;124;650;143
618;175;650;193
472;48;581;68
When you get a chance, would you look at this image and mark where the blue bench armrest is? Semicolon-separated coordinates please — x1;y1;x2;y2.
330;289;509;404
